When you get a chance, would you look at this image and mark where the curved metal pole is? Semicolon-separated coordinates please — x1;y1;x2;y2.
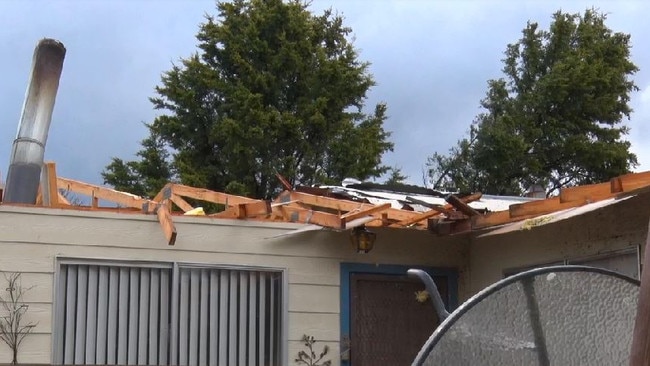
408;269;450;321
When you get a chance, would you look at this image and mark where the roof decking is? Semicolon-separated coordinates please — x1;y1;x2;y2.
2;161;650;246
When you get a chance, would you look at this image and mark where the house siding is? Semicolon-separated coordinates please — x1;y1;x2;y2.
469;192;650;295
0;206;468;365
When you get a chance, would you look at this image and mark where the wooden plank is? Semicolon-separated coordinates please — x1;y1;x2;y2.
156;201;177;246
275;173;293;191
472;210;513;230
211;200;271;219
340;203;391;226
394;209;444;227
275;205;343;229
171;184;255;206
41;161;60;207
442;192;482;210
57;177;149;210
445;194;480;216
509;197;587;218
153;183;173;203
617;171;650;192
289;191;418;222
559;182;613;203
170;194;194;212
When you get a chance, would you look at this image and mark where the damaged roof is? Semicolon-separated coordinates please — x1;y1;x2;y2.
2;161;650;246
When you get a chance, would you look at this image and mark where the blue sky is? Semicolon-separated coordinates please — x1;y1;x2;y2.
1;0;649;187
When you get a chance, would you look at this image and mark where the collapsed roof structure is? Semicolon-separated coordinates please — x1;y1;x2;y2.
2;160;649;247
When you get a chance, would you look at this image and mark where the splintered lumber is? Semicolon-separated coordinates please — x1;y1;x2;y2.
445;194;480;217
394;209;446;227
275;204;344;228
170;194;194;212
340;203;391;226
289;191;420;224
57;177;150;209
157;200;177;246
442;192;482;210
171;184;256;206
41;161;60;207
212;200;272;219
275;172;293;191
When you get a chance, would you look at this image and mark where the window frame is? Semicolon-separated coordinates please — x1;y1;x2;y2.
52;257;289;365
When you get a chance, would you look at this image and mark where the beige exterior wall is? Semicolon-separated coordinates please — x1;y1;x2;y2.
468;193;650;296
0;205;469;365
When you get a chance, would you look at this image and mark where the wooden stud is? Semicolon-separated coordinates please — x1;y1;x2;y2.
157;200;177;246
394;209;445;227
509;197;586;218
171;184;256;206
617;171;650;193
170;194;194;212
274;204;343;229
442;192;483;210
211;200;271;219
57;177;150;210
559;182;613;203
41;162;60;207
340;203;391;226
289;191;419;222
445;194;480;216
275;173;293;191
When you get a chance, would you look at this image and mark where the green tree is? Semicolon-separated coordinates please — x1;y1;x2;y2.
102;0;393;199
384;166;408;185
102;126;172;198
428;9;639;196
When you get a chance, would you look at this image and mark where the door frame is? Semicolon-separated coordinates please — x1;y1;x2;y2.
340;263;458;366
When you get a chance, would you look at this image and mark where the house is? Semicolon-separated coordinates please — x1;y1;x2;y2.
1;164;649;366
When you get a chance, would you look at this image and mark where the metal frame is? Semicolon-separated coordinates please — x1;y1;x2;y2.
51;256;289;365
412;265;641;366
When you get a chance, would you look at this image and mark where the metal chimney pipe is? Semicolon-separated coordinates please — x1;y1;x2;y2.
4;38;66;204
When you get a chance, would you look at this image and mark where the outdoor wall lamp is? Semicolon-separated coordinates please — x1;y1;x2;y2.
350;226;377;254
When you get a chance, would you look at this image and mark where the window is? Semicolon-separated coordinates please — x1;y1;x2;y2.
53;260;285;366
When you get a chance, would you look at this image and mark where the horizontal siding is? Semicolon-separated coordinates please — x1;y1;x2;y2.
0;207;467;365
289;284;340;313
289;312;339;342
288;340;340;366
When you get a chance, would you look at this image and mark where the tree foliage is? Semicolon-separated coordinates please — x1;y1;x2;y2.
102;0;393;199
427;9;639;196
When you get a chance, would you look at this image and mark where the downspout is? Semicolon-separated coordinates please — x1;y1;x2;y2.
4;38;66;204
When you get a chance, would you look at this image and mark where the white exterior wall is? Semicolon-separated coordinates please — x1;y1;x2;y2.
469;193;650;295
0;206;469;365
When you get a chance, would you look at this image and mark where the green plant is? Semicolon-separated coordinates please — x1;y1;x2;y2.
295;334;332;366
0;272;37;365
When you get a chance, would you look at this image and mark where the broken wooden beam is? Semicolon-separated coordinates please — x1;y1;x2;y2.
40;161;60;207
57;176;150;210
156;200;177;245
340;203;391;227
170;194;194;212
171;184;256;206
289;191;421;224
274;204;344;228
445;194;480;216
212;200;272;219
